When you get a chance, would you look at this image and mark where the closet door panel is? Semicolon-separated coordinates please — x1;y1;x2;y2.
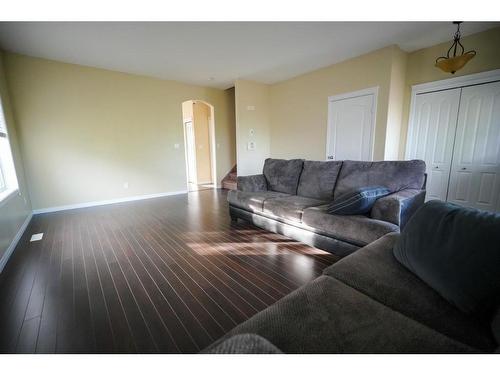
448;81;500;212
406;88;461;201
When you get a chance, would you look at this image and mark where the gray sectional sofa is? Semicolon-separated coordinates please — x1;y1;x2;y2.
205;234;499;353
215;161;500;354
228;158;426;256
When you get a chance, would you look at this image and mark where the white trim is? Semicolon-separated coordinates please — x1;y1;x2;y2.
326;86;378;161
411;69;500;95
406;69;500;160
0;212;33;273
33;190;188;214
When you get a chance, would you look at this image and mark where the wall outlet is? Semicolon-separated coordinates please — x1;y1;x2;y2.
123;182;129;189
247;141;256;151
174;143;180;149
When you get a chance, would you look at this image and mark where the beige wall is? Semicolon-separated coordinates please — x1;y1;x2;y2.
235;80;271;175
264;27;500;163
269;46;399;161
193;101;212;183
0;52;32;265
385;47;408;160
4;53;236;210
399;26;500;158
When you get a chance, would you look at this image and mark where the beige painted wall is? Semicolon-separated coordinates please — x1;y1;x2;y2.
399;26;500;158
269;46;400;161
235;80;271;175
4;53;236;210
193;101;212;183
385;47;408;160
0;52;32;264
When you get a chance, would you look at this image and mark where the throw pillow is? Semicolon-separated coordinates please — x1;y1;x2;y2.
327;186;391;215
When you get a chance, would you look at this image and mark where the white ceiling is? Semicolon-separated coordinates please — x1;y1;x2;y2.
0;22;497;89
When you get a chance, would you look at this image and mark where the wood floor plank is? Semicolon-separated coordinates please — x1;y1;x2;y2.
0;189;338;353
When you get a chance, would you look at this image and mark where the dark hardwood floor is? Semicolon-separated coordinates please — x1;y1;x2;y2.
0;189;339;353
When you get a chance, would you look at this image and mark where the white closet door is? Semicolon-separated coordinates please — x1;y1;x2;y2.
447;81;500;212
327;93;375;161
406;88;461;201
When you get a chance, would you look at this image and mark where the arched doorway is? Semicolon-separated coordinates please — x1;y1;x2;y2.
181;100;217;192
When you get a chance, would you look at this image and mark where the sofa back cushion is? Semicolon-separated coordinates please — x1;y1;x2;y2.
297;160;342;200
393;200;500;318
263;158;304;194
334;160;426;198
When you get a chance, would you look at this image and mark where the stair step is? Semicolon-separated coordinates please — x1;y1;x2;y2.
222;181;237;190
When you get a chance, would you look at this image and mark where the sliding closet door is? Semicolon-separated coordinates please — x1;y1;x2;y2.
447;81;500;212
406;88;461;201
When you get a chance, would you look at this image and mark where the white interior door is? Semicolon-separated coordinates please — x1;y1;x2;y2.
447;81;500;212
327;91;376;161
406;88;461;201
184;120;197;184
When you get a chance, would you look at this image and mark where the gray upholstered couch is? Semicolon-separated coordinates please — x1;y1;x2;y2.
228;158;426;256
204;231;499;353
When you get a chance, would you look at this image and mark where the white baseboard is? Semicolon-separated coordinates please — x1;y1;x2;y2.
33;190;188;214
0;212;33;273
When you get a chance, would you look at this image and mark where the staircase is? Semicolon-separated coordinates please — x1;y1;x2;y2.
221;165;237;190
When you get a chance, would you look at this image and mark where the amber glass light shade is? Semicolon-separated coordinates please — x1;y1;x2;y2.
435;51;476;74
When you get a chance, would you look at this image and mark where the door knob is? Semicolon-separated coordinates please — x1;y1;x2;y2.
434;166;439;169
461;167;467;170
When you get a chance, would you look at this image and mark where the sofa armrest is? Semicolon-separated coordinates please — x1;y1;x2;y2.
371;189;426;229
237;174;268;192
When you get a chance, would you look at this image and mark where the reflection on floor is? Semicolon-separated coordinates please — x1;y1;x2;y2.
188;182;215;192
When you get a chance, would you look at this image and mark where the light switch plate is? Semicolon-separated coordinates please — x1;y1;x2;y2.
246;105;256;111
174;143;180;149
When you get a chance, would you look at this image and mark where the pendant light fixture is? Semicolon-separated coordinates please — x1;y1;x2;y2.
435;21;476;74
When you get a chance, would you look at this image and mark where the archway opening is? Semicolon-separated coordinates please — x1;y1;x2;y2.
181;100;216;192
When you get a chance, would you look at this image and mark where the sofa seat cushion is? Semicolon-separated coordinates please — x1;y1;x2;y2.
217;275;477;353
323;233;497;352
263;158;304;194
297;160;343;200
227;190;290;213
334;160;426;198
302;205;399;246
263;196;326;223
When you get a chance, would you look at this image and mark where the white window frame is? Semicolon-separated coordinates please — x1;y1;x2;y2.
0;95;19;204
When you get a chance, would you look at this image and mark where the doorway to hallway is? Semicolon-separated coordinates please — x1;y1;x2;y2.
181;100;216;192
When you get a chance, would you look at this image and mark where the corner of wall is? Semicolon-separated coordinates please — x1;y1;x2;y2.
234;80;271;176
384;46;409;160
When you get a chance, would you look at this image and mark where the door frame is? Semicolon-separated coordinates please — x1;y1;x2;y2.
183;119;198;185
181;100;217;191
326;86;378;161
406;68;500;159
